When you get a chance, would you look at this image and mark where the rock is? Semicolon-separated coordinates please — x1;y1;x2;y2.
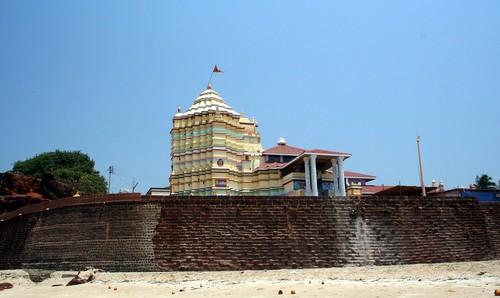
78;268;99;282
278;289;283;295
0;172;75;214
0;283;13;291
291;290;296;295
66;274;86;286
39;174;74;199
0;172;39;196
0;195;49;214
65;269;99;286
26;269;54;282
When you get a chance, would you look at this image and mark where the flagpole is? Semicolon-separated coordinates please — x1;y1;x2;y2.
417;135;426;197
207;71;214;87
207;65;222;87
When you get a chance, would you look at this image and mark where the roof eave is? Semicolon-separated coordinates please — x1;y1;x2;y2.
304;152;352;159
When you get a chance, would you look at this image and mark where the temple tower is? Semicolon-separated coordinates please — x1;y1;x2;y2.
169;85;263;195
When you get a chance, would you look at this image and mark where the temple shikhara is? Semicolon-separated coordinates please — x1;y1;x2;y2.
169;84;374;196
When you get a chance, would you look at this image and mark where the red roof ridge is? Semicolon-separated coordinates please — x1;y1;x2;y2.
306;148;351;156
344;170;376;179
263;144;305;155
361;185;394;194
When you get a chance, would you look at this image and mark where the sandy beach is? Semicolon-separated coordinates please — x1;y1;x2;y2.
1;261;499;297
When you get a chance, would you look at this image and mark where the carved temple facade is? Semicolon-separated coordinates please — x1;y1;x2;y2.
169;85;373;196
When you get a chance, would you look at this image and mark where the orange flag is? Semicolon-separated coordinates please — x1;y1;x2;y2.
213;65;223;73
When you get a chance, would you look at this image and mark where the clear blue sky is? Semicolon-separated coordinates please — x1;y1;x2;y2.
1;1;499;193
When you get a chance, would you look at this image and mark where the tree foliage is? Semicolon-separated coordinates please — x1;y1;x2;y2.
12;150;107;194
475;174;497;189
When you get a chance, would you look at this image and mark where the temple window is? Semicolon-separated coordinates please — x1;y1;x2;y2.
293;180;305;190
215;179;227;187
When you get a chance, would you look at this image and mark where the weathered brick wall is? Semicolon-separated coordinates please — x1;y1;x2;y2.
0;216;36;269
0;196;498;271
339;198;493;265
19;202;161;271
480;203;500;257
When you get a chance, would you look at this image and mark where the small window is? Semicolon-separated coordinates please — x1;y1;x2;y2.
215;179;227;187
293;180;306;190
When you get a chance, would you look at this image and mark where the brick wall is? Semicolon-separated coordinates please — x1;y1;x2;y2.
0;196;498;271
480;203;500;257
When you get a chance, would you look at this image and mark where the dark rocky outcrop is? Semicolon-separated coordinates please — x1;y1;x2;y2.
0;172;74;214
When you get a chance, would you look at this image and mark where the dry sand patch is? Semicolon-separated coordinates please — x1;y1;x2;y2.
1;261;499;297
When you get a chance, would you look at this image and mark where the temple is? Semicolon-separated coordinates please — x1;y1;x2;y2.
169;85;372;196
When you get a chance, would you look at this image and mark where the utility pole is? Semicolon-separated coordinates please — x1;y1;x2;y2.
416;136;426;197
108;166;114;193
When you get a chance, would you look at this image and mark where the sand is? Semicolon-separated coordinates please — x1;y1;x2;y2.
1;261;499;297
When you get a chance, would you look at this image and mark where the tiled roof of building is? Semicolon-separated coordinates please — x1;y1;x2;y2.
361;185;393;194
175;85;240;117
263;144;305;156
375;185;437;196
344;171;376;180
306;149;350;156
254;162;288;171
263;138;350;157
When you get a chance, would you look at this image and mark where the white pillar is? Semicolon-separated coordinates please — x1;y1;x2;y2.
331;159;339;196
310;155;318;196
338;156;346;196
304;156;311;195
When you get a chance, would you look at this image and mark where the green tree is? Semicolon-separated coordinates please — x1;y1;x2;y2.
474;174;497;189
12;150;107;194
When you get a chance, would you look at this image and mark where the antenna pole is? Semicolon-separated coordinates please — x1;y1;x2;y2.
108;165;114;193
417;136;426;197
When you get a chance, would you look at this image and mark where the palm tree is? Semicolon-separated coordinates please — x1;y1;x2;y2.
475;174;497;189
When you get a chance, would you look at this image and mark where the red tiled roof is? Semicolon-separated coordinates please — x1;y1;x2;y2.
263;145;351;157
375;185;437;196
306;149;350;156
263;144;305;156
325;169;375;180
254;162;288;171
344;171;376;180
361;185;393;194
